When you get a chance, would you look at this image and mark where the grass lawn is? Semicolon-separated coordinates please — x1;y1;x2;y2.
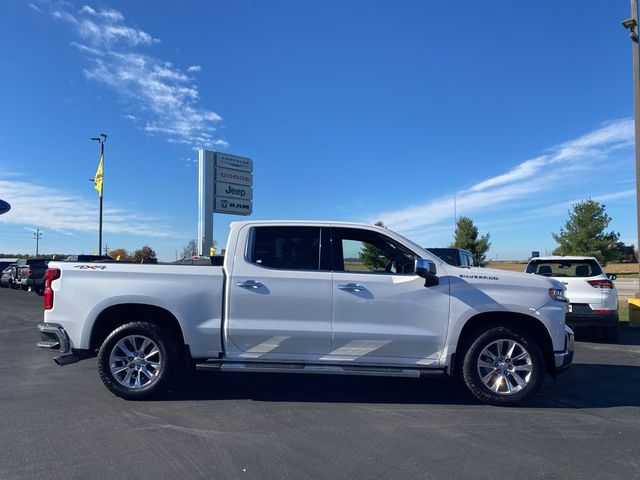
619;301;629;323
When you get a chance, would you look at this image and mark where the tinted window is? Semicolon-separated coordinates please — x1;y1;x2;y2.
526;260;603;277
334;228;417;274
427;248;459;266
464;254;475;267
250;226;321;271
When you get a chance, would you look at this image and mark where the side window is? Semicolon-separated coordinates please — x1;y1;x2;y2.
250;226;321;271
334;228;417;274
465;254;475;267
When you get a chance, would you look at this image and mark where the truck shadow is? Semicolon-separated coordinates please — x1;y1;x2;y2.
572;325;640;346
160;362;640;408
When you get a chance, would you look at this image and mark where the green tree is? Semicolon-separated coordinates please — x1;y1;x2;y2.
451;216;491;266
133;246;158;264
552;199;620;265
108;248;133;261
359;221;388;271
607;241;637;263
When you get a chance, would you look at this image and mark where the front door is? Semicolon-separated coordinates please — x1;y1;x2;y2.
328;227;450;366
226;225;333;359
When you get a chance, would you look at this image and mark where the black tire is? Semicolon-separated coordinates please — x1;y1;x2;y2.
97;321;179;400
461;325;546;406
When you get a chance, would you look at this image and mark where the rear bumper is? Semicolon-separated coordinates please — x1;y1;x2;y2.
553;326;574;374
37;323;70;354
566;310;618;328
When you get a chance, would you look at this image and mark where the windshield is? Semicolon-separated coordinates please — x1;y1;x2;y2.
526;259;602;277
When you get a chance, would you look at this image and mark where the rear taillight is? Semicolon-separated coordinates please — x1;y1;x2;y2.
44;268;61;310
587;279;614;289
28;266;33;278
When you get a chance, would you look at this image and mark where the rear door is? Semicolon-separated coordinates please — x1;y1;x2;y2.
329;227;450;366
226;225;333;358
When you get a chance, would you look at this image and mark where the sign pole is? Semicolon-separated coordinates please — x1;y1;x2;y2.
197;150;215;256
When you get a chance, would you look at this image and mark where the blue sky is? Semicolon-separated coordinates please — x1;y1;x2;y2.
0;0;637;261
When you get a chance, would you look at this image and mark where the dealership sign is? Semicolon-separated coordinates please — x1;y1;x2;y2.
215;167;252;187
215;197;252;214
215;181;253;200
215;152;253;172
198;150;254;255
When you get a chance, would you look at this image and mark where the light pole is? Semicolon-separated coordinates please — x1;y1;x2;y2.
90;134;107;255
33;228;42;256
623;1;640;292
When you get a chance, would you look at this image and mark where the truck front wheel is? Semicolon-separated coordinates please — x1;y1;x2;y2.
461;326;545;406
97;321;179;400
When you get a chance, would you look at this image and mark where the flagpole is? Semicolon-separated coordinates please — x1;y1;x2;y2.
99;140;104;254
91;134;107;255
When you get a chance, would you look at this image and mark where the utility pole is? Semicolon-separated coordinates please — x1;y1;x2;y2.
90;134;107;255
453;196;457;240
623;1;640;292
33;228;42;257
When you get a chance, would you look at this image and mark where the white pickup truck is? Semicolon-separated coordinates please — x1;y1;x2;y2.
37;221;574;405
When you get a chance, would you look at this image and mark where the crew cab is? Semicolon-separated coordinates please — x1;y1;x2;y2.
37;221;574;405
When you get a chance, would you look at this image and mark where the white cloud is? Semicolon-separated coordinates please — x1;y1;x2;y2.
373;119;635;234
47;4;226;150
0;177;175;238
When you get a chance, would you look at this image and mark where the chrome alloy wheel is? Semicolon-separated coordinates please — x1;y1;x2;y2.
477;339;533;396
109;335;162;389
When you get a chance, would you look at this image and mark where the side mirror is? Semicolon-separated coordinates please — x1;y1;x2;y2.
415;258;439;287
606;273;617;281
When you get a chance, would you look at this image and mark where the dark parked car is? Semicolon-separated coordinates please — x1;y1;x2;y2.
0;263;19;289
0;259;19;272
64;254;114;262
426;248;476;267
16;259;50;294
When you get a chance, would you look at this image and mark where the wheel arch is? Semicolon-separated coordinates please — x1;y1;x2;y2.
90;303;186;353
455;311;555;374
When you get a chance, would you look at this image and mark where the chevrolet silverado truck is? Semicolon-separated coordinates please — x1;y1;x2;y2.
37;221;574;405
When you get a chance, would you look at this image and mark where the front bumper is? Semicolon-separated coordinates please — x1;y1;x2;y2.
37;323;70;354
553;326;574;373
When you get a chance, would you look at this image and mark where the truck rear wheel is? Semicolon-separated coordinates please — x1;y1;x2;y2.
461;326;545;406
97;321;179;400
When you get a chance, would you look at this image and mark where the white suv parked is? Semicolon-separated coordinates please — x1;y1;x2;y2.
525;256;619;341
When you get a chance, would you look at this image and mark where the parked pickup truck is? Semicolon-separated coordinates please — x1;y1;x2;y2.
37;221;574;405
17;258;49;294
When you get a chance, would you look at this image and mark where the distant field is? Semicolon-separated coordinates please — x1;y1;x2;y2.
485;262;527;272
487;261;638;277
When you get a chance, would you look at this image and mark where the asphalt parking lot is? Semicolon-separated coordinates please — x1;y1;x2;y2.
1;288;639;480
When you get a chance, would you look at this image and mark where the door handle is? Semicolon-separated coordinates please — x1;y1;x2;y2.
236;280;264;289
337;283;367;292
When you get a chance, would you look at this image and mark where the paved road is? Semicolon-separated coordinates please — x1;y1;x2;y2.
1;288;639;480
615;279;639;298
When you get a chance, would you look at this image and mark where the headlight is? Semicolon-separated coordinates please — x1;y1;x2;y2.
549;288;567;302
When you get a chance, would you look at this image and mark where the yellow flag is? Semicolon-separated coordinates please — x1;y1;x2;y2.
116;254;121;261
210;246;216;256
94;153;104;197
